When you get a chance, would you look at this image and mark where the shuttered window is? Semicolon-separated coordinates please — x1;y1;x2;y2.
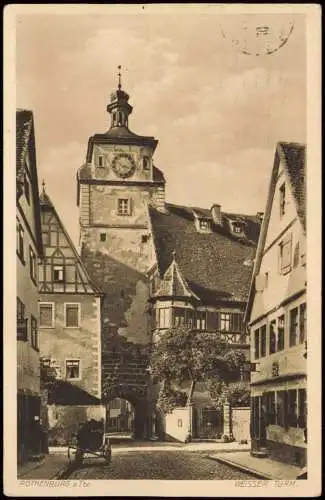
65;303;80;328
39;303;54;328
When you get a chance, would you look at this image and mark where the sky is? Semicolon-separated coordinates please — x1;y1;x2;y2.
16;9;306;248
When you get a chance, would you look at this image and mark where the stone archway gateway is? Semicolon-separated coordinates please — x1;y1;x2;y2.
103;386;152;440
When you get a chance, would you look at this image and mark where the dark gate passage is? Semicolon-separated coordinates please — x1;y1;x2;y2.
197;408;224;439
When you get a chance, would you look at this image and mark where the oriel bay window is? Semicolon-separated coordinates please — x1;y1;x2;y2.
220;312;231;331
195;311;207;330
157;308;171;329
172;308;194;328
173;308;185;327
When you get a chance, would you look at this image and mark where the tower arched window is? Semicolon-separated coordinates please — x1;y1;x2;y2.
112;112;117;127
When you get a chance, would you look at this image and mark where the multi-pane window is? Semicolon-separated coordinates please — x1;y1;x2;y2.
233;223;242;234
277;315;285;351
298;389;307;429
100;232;107;242
264;392;276;425
39;303;54;328
109;398;121;410
254;328;260;359
31;315;39;350
289;307;299;346
29;246;37;282
66;360;80;380
118;198;131;216
196;311;207;330
269;320;277;354
299;303;307;344
173;308;185;328
53;265;64;282
16;220;25;262
279;234;292;274
65;303;80;328
17;297;27;341
287;389;298;427
220;313;231;331
279;183;286;217
260;325;267;357
17;297;25;320
199;219;210;230
157;308;170;329
276;390;288;428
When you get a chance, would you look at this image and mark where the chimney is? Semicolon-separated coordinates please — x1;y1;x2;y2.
211;204;222;225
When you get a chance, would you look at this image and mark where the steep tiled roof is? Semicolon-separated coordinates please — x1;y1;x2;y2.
279;142;306;231
16;109;33;189
16;109;43;255
149;203;260;304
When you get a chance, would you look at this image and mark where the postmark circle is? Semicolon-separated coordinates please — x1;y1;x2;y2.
220;17;294;56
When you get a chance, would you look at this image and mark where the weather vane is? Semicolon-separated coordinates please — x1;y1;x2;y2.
117;65;122;90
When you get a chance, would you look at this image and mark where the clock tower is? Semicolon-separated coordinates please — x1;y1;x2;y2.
77;69;165;439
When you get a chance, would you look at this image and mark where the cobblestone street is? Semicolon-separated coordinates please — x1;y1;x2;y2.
68;450;255;480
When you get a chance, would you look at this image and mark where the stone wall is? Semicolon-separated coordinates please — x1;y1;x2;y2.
231;407;250;442
165;407;192;443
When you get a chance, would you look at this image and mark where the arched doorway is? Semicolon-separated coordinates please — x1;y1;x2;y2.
103;389;151;440
105;397;135;436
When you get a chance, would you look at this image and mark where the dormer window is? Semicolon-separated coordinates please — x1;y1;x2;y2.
199;219;209;230
232;223;243;234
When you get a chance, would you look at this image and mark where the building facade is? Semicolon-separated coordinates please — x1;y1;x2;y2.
38;187;104;445
148;203;262;438
16;109;43;464
245;142;307;467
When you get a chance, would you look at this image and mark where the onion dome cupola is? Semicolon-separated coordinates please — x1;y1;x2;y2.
107;65;133;129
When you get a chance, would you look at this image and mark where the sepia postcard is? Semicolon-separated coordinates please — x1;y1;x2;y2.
3;3;322;497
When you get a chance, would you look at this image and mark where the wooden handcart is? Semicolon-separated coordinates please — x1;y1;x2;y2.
68;419;112;466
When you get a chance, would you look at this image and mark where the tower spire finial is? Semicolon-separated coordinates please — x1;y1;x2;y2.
42;179;46;194
117;65;122;90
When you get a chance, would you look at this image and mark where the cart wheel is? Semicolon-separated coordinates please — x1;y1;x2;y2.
75;450;83;466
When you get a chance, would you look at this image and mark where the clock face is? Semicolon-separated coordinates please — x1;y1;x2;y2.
112;153;136;179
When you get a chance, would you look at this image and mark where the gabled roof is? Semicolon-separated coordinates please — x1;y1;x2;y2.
16;109;43;256
152;252;199;300
149;203;260;305
244;141;306;323
39;188;103;296
280;142;306;231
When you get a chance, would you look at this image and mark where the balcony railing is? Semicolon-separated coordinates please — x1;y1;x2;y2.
217;331;250;345
17;318;28;341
